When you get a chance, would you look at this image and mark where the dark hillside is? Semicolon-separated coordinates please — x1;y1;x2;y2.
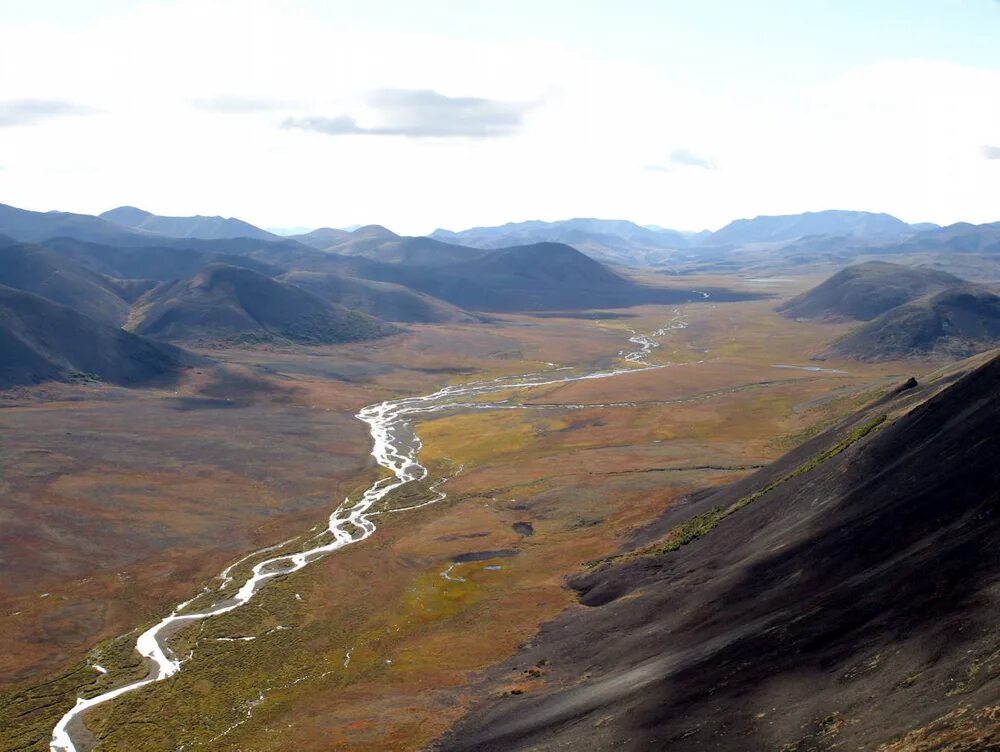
440;350;1000;751
825;287;1000;361
0;241;129;324
0;284;188;388
127;263;396;344
778;261;967;321
278;271;478;323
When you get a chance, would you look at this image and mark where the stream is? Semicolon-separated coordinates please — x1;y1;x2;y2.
50;304;696;751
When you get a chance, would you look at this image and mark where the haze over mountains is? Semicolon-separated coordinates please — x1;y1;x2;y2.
430;210;938;267
91;203;1000;281
1;199;997;388
0;201;723;388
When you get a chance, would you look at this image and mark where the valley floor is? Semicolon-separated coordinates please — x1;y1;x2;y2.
0;276;927;751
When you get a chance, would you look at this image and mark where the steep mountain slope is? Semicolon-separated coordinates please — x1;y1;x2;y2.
0;240;129;324
0;284;188;388
439;351;1000;751
778;261;968;321
707;209;916;246
278;271;478;323
825;287;1000;360
127;264;397;344
431;218;690;267
100;206;278;241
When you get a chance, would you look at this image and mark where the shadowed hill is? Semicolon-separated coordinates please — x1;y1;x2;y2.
127;263;397;344
0;240;129;325
439;350;1000;751
308;240;753;311
778;261;967;321
278;271;479;323
825;287;1000;361
41;237;279;281
100;206;278;241
0;284;189;388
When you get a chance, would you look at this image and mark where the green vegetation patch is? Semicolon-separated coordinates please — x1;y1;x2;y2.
0;629;151;752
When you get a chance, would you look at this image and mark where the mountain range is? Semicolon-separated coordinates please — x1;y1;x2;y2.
430;211;938;267
0;202;733;388
1;200;996;388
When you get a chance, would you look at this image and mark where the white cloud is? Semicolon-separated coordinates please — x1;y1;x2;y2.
0;1;997;233
282;89;534;138
0;99;97;127
648;148;717;172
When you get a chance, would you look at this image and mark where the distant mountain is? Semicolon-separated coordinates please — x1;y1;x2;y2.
328;234;486;267
868;220;1000;256
344;241;642;311
290;227;353;249
100;206;278;241
267;226;315;237
440;351;1000;751
0;202;150;245
430;219;690;267
279;272;478;324
0;284;188;388
127;263;397;344
824;287;1000;361
706;210;919;247
0;240;129;325
778;261;967;321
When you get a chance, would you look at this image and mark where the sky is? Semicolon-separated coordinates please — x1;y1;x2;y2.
0;0;998;234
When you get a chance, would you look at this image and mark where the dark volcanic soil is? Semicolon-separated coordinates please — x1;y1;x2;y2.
437;352;1000;751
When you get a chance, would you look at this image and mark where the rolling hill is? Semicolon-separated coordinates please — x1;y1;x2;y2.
100;206;278;241
278;271;478;324
439;350;1000;751
778;261;968;321
126;263;397;344
824;287;1000;361
341;241;644;311
0;284;189;388
323;231;487;267
0;240;130;325
289;227;353;249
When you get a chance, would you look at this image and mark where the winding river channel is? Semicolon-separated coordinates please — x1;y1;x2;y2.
50;304;697;752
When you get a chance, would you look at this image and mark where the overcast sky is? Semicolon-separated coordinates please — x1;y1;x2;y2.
1;0;998;234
